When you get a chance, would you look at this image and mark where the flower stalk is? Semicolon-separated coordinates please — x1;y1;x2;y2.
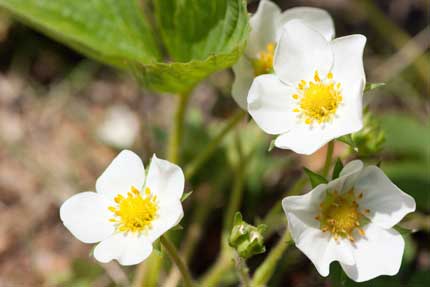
168;92;191;164
322;140;334;177
251;229;292;287
234;252;251;287
160;235;195;287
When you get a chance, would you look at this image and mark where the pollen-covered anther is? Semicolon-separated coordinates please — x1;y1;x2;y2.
108;186;159;233
315;189;369;242
292;70;343;125
252;42;276;76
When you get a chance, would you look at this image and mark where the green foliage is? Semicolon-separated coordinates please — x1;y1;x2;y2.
0;0;250;93
181;190;193;202
304;168;328;188
332;158;344;180
0;0;160;66
337;134;358;151
379;113;430;211
364;82;385;92
351;111;385;156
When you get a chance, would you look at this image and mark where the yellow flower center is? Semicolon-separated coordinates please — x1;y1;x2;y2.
292;71;343;125
108;186;158;233
252;42;275;76
315;189;370;242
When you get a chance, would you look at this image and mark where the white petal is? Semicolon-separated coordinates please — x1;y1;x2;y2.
331;35;366;120
96;150;145;201
146;199;184;242
296;228;354;277
340;224;404;282
248;74;296;135
284;199;355;277
274;20;333;85
146;154;184;202
94;233;153;266
280;7;335;41
246;0;281;57
355;166;416;229
232;57;255;110
340;160;364;178
59;192;114;244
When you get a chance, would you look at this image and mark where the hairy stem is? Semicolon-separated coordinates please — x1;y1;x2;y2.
223;132;247;231
251;229;292;287
160;236;195;287
322;140;334;178
234;252;251;287
136;92;191;287
168;92;191;164
164;187;214;287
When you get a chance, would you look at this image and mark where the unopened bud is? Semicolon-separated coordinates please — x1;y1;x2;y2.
229;212;266;259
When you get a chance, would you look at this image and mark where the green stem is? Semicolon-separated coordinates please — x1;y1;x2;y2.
223;132;247;231
164;188;214;287
160;236;194;287
168;92;191;164
234;252;251;287
251;229;292;287
138;92;191;287
185;110;246;179
322;140;334;178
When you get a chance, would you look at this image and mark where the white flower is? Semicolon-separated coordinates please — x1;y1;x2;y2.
232;0;334;109
248;19;366;155
97;105;140;149
282;160;416;282
60;150;184;265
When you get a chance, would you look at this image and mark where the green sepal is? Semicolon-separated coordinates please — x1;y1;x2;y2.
364;82;385;92
181;191;193;202
229;212;266;259
337;134;358;152
304;167;328;188
268;138;276;152
170;224;184;231
332;158;344;180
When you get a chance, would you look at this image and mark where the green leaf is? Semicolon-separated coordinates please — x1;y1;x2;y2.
332;158;344;180
303;168;328;188
135;0;249;93
364;82;385;92
0;0;160;67
181;190;193;202
0;0;250;94
379;113;430;157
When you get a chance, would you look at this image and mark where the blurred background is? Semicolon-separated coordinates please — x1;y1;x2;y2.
0;0;429;286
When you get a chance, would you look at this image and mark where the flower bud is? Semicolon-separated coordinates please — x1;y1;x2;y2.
229;212;266;259
351;110;385;156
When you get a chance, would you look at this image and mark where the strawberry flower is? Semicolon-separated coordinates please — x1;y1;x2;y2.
282;160;416;282
248;19;366;155
232;0;334;109
60;150;184;265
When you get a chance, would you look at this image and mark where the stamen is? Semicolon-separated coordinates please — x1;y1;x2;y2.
108;186;158;233
252;42;276;76
292;70;342;125
315;189;369;242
